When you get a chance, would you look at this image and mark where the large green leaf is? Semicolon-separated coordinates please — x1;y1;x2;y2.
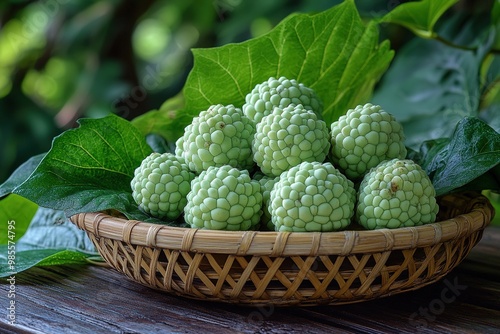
177;0;393;126
0;153;45;198
416;117;500;196
379;0;459;38
0;206;99;277
456;165;500;193
372;16;494;149
13;114;153;218
0;249;94;278
0;194;38;244
12;207;96;253
188;0;393;123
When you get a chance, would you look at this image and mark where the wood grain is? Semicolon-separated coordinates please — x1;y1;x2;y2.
1;226;499;334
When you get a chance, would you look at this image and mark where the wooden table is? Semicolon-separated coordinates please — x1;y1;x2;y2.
1;226;499;334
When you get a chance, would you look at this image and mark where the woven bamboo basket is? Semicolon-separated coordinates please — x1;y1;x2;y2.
70;191;494;307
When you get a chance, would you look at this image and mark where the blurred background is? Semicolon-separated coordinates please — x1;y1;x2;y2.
0;0;415;183
0;0;493;184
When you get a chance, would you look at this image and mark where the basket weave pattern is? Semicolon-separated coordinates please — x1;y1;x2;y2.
71;192;493;306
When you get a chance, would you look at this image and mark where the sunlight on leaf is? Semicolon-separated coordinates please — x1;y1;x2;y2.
0;194;38;243
379;0;459;37
0;249;94;278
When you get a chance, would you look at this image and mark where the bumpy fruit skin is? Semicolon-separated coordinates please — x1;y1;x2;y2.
330;103;407;180
175;104;255;174
356;159;439;230
253;172;279;231
242;76;323;123
253;104;330;177
269;161;356;232
131;153;195;220
184;165;263;230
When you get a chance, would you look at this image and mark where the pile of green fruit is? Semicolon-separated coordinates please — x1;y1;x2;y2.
131;77;439;232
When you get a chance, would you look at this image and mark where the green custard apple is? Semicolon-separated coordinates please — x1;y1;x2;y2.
175;104;255;174
269;161;356;232
356;159;439;229
184;165;263;230
330;103;407;180
253;104;330;177
242;76;323;123
131;152;195;220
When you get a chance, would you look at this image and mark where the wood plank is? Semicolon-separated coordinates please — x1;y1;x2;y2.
1;226;499;334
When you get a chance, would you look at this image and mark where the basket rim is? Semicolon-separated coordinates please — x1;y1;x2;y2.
70;192;494;257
